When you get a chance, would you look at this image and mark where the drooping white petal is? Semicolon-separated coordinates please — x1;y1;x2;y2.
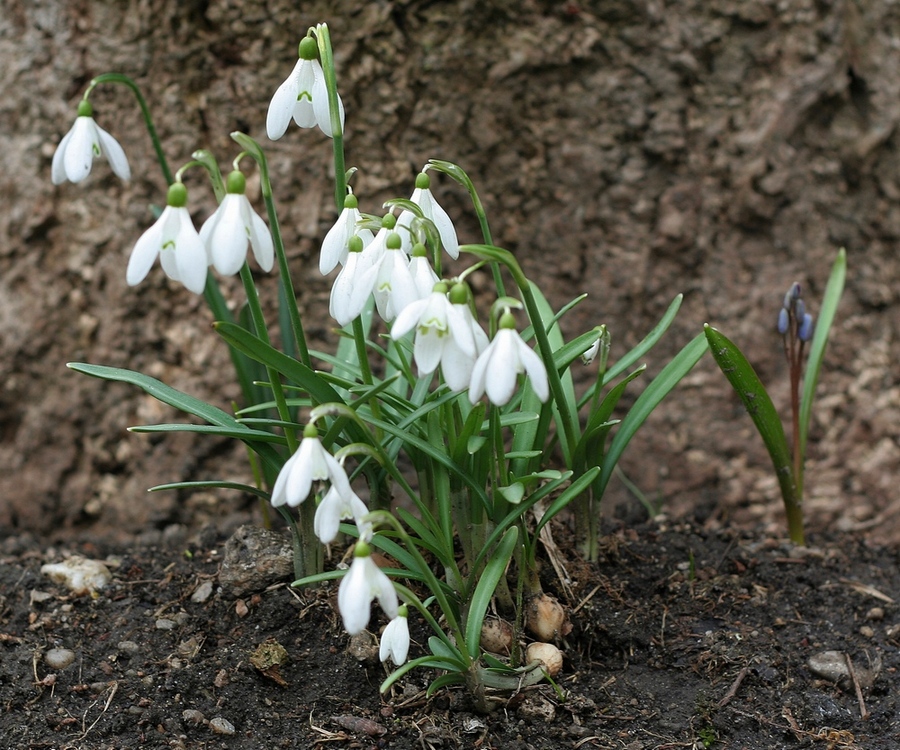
515;335;550;402
440;334;476;392
413;187;459;259
247;207;275;272
63;117;98;184
338;556;372;634
51;127;75;185
291;60;318;129
172;212;209;294
312;61;344;137
409;255;439;299
95;123;131;180
484;329;521;406
379;614;410;665
330;253;379;326
320;206;358;275
338;553;398;635
126;208;169;286
266;58;306;140
206;195;248;276
314;485;369;544
390;297;429;339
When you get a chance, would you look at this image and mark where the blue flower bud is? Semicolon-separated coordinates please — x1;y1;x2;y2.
798;313;814;342
777;308;789;335
793;298;805;321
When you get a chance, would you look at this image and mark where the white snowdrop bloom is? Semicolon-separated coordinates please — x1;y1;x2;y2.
338;542;399;635
314;483;370;545
199;171;274;276
469;313;550;406
373;233;419;322
408;243;440;299
391;284;478;391
126;182;208;295
266;37;344;139
320;194;373;275
397;172;459;259
52;100;130;184
379;607;410;666
329;236;380;326
440;285;489;391
270;426;352;508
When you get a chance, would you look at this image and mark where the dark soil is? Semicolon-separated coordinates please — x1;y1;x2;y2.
2;519;897;749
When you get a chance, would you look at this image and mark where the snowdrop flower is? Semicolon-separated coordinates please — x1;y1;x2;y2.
329;235;379;325
408;243;440;299
373;233;419;322
391;282;479;391
469;311;550;406
199;170;274;276
267;36;344;139
338;541;399;635
52;100;130;184
314;483;370;545
126;182;208;295
379;606;410;666
270;425;352;508
320;194;374;275
397;172;459;259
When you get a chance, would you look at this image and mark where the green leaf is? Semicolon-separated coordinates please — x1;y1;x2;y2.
148;480;270;500
704;325;798;512
465;526;518;653
213;321;342;406
579;294;683;410
129;423;286;443
800;248;846;460
594;332;707;499
498;483;525;504
536;465;601;534
66;362;284;469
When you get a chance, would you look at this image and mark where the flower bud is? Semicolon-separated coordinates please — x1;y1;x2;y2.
798;313;814;342
777;307;789;335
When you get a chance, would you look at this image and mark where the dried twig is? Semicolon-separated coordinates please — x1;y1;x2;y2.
844;653;870;720
717;665;750;707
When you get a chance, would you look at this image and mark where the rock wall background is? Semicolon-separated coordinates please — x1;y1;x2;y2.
3;0;899;542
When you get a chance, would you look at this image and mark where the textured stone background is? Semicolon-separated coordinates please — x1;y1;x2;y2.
3;0;899;542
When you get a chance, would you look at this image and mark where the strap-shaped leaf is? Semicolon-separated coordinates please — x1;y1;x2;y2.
67;362;283;469
464;526;518;652
800;248;846;459
704;325;798;513
595;332;707;499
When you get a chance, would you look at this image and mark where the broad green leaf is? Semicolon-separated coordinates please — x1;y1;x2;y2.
704;325;798;514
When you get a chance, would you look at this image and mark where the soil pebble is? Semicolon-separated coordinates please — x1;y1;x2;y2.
44;648;75;670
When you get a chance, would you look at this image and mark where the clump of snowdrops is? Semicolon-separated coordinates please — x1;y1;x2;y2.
55;23;705;710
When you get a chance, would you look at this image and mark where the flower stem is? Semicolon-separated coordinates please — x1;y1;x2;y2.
86;73;173;185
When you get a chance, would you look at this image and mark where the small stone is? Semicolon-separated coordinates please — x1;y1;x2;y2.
182;709;207;725
209;717;235;735
117;641;140;655
347;631;379;664
859;625;875;638
218;525;293;598
191;581;214;603
155;618;176;631
235;599;249;617
44;648;76;670
516;693;556;721
41;557;111;596
866;607;885;622
807;650;848;681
